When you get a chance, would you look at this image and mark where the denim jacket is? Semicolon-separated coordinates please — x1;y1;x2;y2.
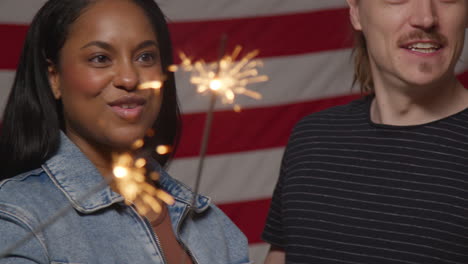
0;133;251;264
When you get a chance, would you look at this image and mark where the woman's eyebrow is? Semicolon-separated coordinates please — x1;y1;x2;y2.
79;40;158;52
80;40;114;51
134;40;159;51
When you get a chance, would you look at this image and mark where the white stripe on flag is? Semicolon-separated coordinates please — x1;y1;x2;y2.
159;0;347;21
168;147;284;203
0;0;348;24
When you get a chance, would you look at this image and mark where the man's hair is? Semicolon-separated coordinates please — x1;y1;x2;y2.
0;0;181;178
352;30;374;94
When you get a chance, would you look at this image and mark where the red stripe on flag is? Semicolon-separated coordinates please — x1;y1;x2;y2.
217;198;271;244
169;8;352;63
457;70;468;85
0;24;28;70
0;8;351;70
175;94;362;158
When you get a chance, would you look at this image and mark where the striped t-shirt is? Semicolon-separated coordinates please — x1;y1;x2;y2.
262;96;468;264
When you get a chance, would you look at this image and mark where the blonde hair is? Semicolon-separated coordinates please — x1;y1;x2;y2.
352;30;374;94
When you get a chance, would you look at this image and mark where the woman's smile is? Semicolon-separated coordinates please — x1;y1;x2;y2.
108;94;147;122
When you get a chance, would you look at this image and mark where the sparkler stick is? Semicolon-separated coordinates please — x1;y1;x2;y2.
178;36;268;264
192;92;217;207
191;34;228;210
178;35;228;264
176;36;268;212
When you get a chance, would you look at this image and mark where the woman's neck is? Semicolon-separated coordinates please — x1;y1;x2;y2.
65;128;116;179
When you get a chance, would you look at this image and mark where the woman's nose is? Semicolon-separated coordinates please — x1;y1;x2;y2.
113;61;139;91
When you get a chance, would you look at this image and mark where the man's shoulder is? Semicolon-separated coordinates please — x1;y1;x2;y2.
295;96;369;128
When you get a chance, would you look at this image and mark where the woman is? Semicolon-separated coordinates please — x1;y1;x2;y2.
0;0;250;263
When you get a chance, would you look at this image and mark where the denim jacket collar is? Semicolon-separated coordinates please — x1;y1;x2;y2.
42;132;210;214
156;164;211;213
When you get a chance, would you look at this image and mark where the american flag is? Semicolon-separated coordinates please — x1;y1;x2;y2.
2;0;468;262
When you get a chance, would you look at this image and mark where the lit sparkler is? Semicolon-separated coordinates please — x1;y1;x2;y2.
138;80;163;90
171;39;269;217
156;145;172;155
112;152;174;216
172;45;269;108
174;38;269;264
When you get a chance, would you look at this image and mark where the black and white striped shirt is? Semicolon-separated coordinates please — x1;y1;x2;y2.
262;96;468;264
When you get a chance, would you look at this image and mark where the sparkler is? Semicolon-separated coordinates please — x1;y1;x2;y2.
172;45;269;110
175;37;268;264
112;152;174;216
174;37;268;211
138;80;163;90
110;80;174;216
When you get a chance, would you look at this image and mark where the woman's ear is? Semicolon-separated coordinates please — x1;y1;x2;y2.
47;60;61;100
347;0;362;31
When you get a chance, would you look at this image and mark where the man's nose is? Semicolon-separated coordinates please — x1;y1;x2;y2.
408;0;439;30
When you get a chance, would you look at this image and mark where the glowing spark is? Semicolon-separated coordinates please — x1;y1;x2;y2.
168;65;178;72
150;172;159;181
113;166;128;178
233;104;241;112
132;139;144;149
138;80;162;90
209;79;223;91
134;158;146;168
156;145;172;155
177;45;268;105
112;153;175;215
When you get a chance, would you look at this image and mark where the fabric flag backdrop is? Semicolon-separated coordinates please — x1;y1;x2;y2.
2;0;468;262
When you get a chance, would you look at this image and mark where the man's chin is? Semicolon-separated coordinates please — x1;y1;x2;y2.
400;70;449;89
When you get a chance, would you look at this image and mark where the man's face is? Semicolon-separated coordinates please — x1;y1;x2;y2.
348;0;468;89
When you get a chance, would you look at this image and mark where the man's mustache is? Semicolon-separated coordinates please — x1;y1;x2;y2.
397;30;448;47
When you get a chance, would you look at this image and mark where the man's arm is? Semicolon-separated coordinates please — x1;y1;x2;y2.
264;245;285;264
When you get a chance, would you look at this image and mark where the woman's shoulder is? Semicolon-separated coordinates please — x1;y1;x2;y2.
0;168;52;262
0;167;57;219
0;167;48;196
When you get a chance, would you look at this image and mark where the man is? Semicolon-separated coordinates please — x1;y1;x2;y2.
263;0;468;263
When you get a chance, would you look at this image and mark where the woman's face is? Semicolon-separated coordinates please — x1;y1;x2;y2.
48;0;163;151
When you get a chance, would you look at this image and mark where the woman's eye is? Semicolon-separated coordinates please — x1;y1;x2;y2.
89;55;111;65
138;52;158;65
